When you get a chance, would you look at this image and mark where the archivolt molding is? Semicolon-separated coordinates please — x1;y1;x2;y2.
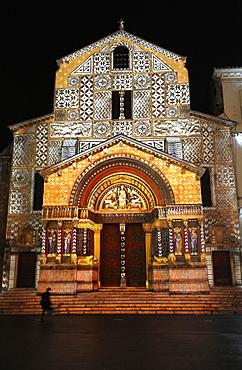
87;173;156;210
70;155;174;207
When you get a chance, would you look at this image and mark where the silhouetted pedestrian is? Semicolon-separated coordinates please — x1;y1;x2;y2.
40;287;54;322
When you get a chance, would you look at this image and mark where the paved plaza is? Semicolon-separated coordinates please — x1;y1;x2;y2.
0;314;242;369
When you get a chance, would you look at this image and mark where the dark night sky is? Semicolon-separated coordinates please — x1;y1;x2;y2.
1;0;242;152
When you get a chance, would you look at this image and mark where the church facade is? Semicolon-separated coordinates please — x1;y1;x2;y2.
1;26;241;294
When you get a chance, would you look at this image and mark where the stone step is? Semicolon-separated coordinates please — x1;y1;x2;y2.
1;287;242;315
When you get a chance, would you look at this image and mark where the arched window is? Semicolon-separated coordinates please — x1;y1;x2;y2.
201;168;212;207
33;173;44;210
113;46;129;69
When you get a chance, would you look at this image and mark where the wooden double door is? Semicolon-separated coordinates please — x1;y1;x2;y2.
212;251;232;286
100;223;146;287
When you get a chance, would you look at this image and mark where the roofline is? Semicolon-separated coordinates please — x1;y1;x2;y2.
40;134;204;178
57;29;186;65
191;110;237;127
8;113;54;131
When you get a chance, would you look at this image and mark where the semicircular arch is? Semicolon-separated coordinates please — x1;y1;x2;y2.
70;156;174;207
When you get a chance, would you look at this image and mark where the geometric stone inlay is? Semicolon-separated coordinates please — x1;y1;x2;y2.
10;189;28;214
133;52;150;73
55;89;79;109
94;121;111;137
80;76;93;121
134;74;151;89
11;169;30;187
12;135;34;167
71;56;93;75
152;54;172;72
183;137;202;164
152;74;165;118
94;91;112;120
217;188;237;209
165;84;190;105
112;121;132;136
48;140;62;166
35;123;48;167
134;120;151;137
94;53;110;74
133;90;151;119
113;74;132;90
215;130;233;163
94;75;111;90
216;165;236;187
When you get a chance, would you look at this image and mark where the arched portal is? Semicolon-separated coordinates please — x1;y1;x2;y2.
69;156;174;288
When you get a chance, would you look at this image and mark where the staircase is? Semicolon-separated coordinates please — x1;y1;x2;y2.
1;287;242;315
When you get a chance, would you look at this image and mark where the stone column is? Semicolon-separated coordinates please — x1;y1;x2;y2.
94;224;103;287
142;223;152;289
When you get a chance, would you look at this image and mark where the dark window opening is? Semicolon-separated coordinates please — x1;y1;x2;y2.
113;46;129;69
112;91;120;119
33;173;44;210
201;168;212;207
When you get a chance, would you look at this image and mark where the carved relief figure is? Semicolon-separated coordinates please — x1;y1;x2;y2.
189;228;198;254
103;185;143;210
63;229;71;254
173;228;183;254
48;229;57;255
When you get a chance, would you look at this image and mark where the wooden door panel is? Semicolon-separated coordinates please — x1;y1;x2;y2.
213;251;232;286
100;224;120;287
126;224;146;287
17;252;36;288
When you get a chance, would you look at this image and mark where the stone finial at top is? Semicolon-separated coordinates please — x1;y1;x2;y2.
118;18;125;30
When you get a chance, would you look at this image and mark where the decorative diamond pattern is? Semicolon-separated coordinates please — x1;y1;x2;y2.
80;75;93;121
202;122;214;163
35;123;48;166
152;74;165;118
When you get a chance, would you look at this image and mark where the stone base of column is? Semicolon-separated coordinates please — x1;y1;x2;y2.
148;265;169;291
169;264;209;293
37;264;98;294
76;265;98;292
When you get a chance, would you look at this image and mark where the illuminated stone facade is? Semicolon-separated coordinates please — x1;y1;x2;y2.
1;27;241;294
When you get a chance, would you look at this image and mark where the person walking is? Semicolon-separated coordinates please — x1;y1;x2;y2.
40;287;54;322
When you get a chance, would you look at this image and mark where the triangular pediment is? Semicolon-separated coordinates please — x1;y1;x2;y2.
58;30;185;64
40;134;204;178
